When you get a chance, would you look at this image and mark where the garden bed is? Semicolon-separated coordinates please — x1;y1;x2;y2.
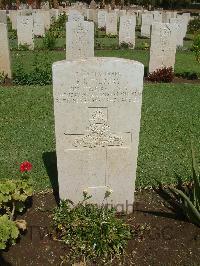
1;190;199;265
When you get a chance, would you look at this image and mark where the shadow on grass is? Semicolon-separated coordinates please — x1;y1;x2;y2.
42;151;59;204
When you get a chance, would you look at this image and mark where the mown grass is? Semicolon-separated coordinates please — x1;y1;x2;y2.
11;49;200;78
0;83;200;190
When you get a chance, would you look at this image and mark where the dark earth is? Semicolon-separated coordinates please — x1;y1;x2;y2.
0;189;199;266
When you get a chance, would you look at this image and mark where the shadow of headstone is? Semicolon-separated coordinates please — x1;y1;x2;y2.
42;151;59;204
0;252;12;266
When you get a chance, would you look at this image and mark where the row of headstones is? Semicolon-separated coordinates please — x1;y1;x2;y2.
0;9;60;50
69;9;190;48
0;7;191;50
0;18;185;87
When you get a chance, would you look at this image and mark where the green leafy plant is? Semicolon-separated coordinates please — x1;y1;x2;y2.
120;42;133;49
42;31;57;50
176;71;199;80
0;215;19;250
9;29;17;40
140;41;149;50
13;54;52;85
147;67;174;82
169;148;200;226
0;72;8;84
188;18;200;34
18;43;30;51
0;161;33;250
192;33;200;63
53;191;132;263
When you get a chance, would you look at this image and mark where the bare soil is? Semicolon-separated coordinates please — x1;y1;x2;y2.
0;190;199;266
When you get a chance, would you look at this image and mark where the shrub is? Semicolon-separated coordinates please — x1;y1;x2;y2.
53;191;132;263
13;54;52;85
192;33;200;63
0;72;8;84
147;67;174;83
9;29;17;40
140;41;150;50
188;18;200;34
120;42;133;49
42;31;57;50
0;161;33;250
176;71;199;80
18;43;31;51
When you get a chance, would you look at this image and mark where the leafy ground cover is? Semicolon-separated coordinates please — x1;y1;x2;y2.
0;83;200;190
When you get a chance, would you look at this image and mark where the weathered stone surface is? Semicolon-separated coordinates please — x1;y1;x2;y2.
9;10;18;30
87;9;98;23
152;11;162;22
0;23;11;78
17;15;34;50
66;21;94;60
170;17;184;47
68;10;84;22
90;0;96;9
33;12;45;37
149;22;177;73
0;10;7;24
98;10;107;28
141;12;153;37
40;10;51;30
106;12;117;35
53;57;144;211
119;15;136;47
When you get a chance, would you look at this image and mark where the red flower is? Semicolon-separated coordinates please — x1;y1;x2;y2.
20;161;32;173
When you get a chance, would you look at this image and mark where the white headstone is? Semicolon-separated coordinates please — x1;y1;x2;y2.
170;18;184;47
52;57;144;212
50;8;59;22
149;22;177;73
119;15;136;48
9;10;18;30
152;11;162;23
40;10;51;30
66;21;94;60
68;9;84;22
141;13;153;37
0;11;7;24
0;23;11;78
106;12;117;35
33;12;45;37
98;10;107;29
17;15;34;50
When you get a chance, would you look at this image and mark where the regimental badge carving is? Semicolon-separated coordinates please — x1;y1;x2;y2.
73;109;123;148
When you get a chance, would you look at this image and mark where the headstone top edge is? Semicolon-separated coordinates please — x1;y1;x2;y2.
52;57;144;69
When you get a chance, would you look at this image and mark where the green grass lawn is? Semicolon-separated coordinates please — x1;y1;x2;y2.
1;83;200;191
11;49;200;78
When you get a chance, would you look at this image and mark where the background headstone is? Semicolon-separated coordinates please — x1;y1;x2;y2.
33;12;45;37
0;10;7;24
0;23;11;78
119;15;136;48
141;12;153;37
106;12;117;35
17;15;34;50
98;10;107;29
68;10;84;22
149;22;177;73
66;21;94;60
